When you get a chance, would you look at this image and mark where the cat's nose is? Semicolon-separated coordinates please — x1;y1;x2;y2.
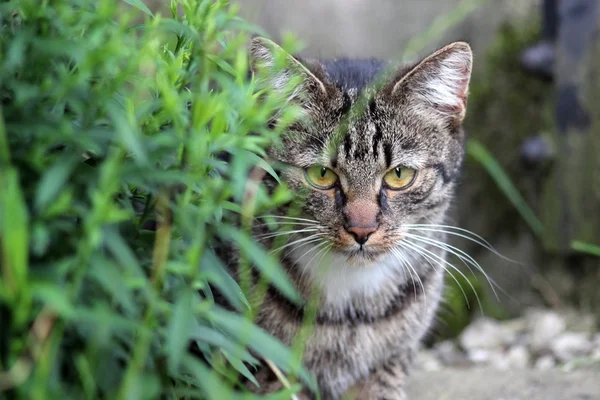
346;225;377;245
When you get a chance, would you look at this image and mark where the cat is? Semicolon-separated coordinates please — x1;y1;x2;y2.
241;37;473;400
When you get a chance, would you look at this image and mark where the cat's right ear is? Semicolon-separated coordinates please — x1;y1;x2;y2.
385;42;473;127
249;37;328;108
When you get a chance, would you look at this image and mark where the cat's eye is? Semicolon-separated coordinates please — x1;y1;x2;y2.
383;166;417;190
304;165;339;189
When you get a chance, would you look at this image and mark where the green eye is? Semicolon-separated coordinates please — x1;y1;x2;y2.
383;166;417;190
304;165;338;189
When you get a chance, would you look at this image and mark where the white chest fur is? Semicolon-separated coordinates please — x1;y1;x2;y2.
290;243;413;307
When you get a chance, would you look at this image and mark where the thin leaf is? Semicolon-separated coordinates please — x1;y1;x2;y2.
121;0;153;16
572;241;600;256
201;249;249;311
167;289;194;373
231;149;281;184
182;356;241;400
35;154;79;211
220;226;301;304
88;257;137;315
221;350;258;386
193;325;259;365
467;139;544;237
0;168;29;297
31;282;75;318
207;306;316;391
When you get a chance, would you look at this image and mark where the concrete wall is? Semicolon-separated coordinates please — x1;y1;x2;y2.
238;0;539;61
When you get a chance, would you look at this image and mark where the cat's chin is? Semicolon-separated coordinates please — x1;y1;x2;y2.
340;247;388;266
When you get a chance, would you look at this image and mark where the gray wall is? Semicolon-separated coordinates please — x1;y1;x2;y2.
238;0;539;61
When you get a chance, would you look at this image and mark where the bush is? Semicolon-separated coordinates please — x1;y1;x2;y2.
0;0;312;398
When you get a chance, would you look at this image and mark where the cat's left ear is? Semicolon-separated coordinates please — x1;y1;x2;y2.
248;37;328;107
387;42;473;126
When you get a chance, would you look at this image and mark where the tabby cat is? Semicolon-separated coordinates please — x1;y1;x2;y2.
243;37;473;400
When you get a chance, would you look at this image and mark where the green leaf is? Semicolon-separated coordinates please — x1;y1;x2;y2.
158;19;198;38
88;257;137;315
182;355;242;400
207;306;316;391
193;325;259;365
75;305;147;335
467;139;544;238
572;241;600;256
231;149;281;184
121;0;153;16
32;282;75;318
104;229;144;278
167;289;195;373
201;249;249;311
106;102;149;166
35;155;79;211
222;350;258;386
0;168;29;297
220;226;301;304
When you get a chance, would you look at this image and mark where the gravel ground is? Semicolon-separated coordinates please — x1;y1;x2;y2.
407;367;600;400
408;308;600;400
415;308;600;372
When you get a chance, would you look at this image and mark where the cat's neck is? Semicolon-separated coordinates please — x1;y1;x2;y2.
289;243;423;309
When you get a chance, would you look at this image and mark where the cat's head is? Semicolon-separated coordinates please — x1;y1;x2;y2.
250;38;472;264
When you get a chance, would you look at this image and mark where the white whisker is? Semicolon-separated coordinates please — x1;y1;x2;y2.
400;239;482;312
256;228;320;240
257;215;320;224
268;234;326;255
403;224;513;262
390;247;425;306
403;232;501;300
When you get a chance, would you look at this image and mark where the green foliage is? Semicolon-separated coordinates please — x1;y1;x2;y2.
572;241;600;257
0;0;314;398
467;140;544;238
462;22;553;237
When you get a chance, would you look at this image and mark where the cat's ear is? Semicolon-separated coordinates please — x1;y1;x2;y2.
249;37;328;107
388;42;472;126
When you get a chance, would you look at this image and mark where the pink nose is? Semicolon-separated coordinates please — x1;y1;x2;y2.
346;225;377;245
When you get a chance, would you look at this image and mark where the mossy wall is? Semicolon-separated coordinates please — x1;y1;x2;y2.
440;19;600;334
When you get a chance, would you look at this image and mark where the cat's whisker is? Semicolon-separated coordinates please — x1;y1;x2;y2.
399;239;483;312
254;222;320;228
292;240;328;271
257;215;321;224
390;247;424;306
256;228;321;240
400;240;471;311
404;223;494;248
268;234;327;255
295;241;332;281
305;241;333;271
402;224;513;262
402;232;501;300
397;241;446;306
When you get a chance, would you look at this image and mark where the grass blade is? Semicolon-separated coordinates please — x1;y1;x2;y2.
467;139;544;238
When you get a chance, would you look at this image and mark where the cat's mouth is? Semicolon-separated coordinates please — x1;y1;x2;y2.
341;245;387;263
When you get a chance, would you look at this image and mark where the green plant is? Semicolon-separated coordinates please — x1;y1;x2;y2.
0;0;314;398
467;140;544;238
572;241;600;257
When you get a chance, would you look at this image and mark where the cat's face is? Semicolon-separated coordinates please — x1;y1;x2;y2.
251;39;472;264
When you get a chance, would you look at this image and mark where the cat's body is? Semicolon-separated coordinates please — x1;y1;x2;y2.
240;38;473;399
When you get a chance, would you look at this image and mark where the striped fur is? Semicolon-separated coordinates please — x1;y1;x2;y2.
245;38;473;400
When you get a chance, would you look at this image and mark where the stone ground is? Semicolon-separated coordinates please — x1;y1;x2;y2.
408;308;600;400
406;368;600;400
